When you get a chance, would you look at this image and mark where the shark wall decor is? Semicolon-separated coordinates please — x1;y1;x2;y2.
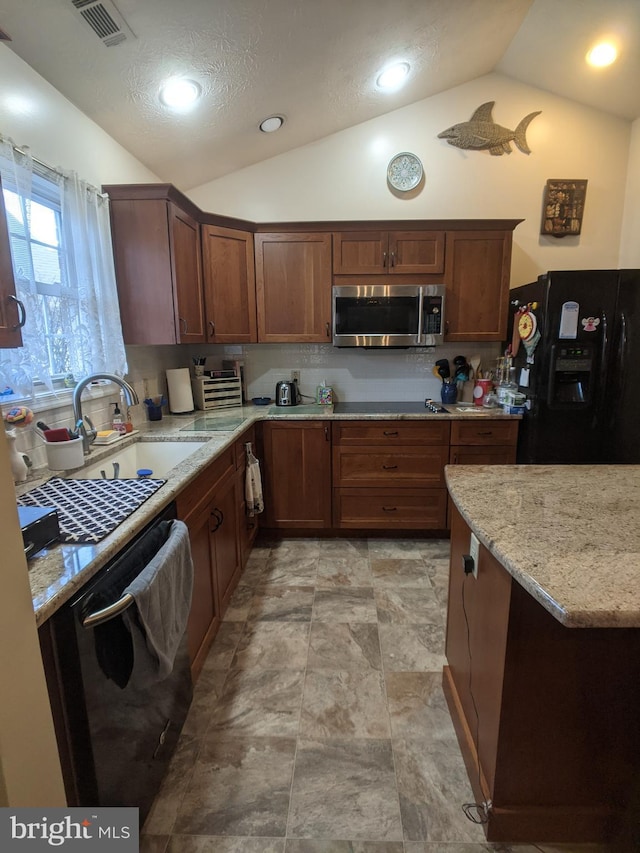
438;102;541;156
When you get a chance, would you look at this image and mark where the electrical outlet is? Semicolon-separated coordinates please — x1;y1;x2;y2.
469;532;480;579
291;370;300;384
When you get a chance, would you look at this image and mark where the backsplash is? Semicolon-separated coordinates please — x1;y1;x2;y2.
4;341;501;472
188;342;502;404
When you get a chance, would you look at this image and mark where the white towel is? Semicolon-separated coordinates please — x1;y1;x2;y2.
245;451;264;516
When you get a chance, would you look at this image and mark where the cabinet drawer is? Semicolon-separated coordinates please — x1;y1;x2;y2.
334;420;450;446
449;445;516;465
176;447;234;522
450;420;518;446
334;487;447;529
333;446;447;487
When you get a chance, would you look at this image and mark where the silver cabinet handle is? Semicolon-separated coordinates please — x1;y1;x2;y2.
390;252;396;268
179;317;188;335
82;593;134;628
326;322;331;338
208;320;215;337
10;295;26;329
382;251;387;267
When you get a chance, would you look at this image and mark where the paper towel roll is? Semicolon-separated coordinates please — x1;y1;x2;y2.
166;368;194;413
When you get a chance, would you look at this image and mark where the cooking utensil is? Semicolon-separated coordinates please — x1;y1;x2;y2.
469;354;481;381
435;358;450;379
432;365;443;381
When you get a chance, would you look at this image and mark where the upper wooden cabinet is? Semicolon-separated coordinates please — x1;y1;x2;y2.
444;230;513;342
0;176;24;348
201;224;257;343
104;184;206;345
333;230;445;275
254;232;332;343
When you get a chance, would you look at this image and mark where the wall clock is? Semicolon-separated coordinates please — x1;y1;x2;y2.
387;152;423;192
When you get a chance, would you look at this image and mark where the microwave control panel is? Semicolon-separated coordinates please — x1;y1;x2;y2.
423;295;443;335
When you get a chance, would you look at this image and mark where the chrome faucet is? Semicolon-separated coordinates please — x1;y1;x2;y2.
72;373;139;455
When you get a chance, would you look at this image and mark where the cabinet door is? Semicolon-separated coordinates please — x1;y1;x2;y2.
388;230;445;274
0;177;24;348
169;203;206;344
202;224;257;343
211;469;241;614
444;230;512;342
184;501;221;678
262;421;332;527
332;231;387;274
255;233;332;342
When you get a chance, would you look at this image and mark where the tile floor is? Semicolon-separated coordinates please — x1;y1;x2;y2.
140;537;610;853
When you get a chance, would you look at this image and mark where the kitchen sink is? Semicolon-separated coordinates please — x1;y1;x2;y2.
70;440;207;480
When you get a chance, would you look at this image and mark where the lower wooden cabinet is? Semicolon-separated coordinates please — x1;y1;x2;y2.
332;419;450;530
261;420;332;528
176;447;240;679
445;504;640;843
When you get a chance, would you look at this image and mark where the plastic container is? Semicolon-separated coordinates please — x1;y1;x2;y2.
46;436;84;470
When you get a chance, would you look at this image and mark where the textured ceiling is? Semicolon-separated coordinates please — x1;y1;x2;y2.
0;0;638;190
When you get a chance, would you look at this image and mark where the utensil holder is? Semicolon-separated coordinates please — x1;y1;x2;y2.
441;382;457;404
46;436;84;470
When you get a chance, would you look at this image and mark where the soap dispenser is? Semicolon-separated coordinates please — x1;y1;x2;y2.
112;402;126;434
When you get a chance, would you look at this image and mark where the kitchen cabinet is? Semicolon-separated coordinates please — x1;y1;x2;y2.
444;230;512;342
254;232;332;342
448;420;518;465
0;176;24;348
261;420;332;528
104;184;206;345
201;223;257;343
332;421;450;529
333;230;445;275
445;503;640;842
176;446;237;679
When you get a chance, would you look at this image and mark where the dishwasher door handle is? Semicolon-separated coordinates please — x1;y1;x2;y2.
82;592;134;628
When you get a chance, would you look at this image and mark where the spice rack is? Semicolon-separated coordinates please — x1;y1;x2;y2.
191;376;242;410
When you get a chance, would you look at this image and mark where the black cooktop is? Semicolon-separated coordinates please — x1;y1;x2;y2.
333;401;447;414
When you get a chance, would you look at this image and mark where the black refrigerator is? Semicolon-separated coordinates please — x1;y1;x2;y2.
508;269;640;464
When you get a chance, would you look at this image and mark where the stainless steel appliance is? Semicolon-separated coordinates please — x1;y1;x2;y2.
39;501;192;824
275;380;300;406
332;284;445;347
508;269;640;463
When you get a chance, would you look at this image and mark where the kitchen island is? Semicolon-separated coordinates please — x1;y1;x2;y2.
444;464;640;845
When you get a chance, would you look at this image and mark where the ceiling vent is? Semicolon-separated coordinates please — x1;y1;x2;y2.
70;0;136;47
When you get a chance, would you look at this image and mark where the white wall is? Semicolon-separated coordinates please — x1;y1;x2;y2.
0;45;159;186
189;72;632;287
619;117;640;268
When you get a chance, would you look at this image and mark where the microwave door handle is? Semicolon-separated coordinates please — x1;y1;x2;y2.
417;288;423;344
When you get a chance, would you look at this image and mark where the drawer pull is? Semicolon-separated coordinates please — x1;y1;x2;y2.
382;506;398;512
383;430;399;436
382;464;398;470
477;431;493;436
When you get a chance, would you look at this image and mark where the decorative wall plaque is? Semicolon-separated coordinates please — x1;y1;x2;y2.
541;179;588;238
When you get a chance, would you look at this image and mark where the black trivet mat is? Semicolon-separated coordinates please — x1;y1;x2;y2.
17;477;166;544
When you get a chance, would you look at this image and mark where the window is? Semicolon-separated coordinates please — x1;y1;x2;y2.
0;138;127;400
2;173;78;382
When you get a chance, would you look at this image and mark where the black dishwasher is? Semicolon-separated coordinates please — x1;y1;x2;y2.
39;501;193;824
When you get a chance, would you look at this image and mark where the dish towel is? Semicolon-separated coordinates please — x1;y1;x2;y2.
122;519;194;689
245;448;264;516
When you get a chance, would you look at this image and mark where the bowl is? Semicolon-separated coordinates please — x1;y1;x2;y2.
252;397;272;406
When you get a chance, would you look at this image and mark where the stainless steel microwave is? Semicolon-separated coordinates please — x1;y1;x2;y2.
332;284;445;347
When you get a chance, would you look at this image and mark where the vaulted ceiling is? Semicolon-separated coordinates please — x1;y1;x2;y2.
1;0;638;190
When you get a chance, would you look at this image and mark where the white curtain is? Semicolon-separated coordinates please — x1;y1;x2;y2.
0;135;127;399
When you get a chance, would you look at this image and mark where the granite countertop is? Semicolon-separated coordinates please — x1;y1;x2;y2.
23;403;519;626
445;464;640;629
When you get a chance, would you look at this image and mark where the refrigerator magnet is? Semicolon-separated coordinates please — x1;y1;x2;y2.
581;316;600;332
559;301;579;339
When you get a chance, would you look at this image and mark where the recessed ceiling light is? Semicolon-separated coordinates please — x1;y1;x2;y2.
159;78;201;109
586;42;618;67
376;62;410;91
259;115;284;133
